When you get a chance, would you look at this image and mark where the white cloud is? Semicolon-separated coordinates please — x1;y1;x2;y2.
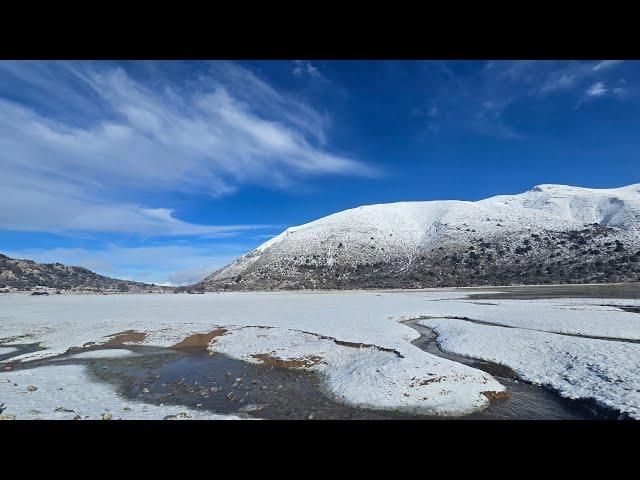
0;61;374;236
292;60;323;80
586;81;607;97
592;60;623;72
425;60;632;137
485;60;624;96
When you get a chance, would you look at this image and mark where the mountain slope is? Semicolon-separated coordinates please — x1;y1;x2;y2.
0;254;170;293
198;184;640;290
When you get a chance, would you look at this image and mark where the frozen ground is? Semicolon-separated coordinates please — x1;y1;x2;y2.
1;290;639;419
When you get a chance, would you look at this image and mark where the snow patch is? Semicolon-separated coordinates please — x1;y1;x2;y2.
208;325;504;415
67;349;138;360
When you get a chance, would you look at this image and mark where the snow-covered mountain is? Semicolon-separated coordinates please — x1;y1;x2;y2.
198;184;640;290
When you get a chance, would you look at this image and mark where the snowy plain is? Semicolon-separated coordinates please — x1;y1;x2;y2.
1;290;639;419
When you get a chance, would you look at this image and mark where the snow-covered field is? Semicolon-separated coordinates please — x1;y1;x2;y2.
1;290;639;419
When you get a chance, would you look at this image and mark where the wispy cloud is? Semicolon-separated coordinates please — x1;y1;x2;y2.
585;81;607;97
592;60;623;72
421;60;629;138
292;60;323;80
0;61;374;236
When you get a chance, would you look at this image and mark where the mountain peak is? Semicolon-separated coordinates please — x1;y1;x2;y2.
197;183;640;291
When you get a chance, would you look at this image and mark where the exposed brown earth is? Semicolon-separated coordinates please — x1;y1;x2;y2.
66;330;148;355
173;328;229;351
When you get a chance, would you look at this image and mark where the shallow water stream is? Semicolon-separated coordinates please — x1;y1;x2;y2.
404;319;616;419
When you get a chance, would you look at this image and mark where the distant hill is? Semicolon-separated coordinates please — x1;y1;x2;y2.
0;253;172;293
198;183;640;290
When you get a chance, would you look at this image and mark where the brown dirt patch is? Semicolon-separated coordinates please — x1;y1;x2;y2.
102;330;147;347
252;353;324;369
66;330;148;354
173;328;228;351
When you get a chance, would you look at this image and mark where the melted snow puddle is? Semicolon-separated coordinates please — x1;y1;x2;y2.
404;319;616;420
6;345;428;420
90;348;439;420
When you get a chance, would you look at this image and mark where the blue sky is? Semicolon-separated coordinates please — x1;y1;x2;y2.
1;60;638;284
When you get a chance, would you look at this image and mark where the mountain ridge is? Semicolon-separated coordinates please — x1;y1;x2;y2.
0;253;172;293
198;183;640;290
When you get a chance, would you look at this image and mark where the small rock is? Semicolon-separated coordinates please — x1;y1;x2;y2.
3;366;12;371
73;415;82;420
101;412;113;420
27;385;38;392
142;387;150;394
0;413;16;420
196;403;202;407
163;412;192;420
55;406;75;413
122;407;131;412
28;409;41;415
307;414;314;420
